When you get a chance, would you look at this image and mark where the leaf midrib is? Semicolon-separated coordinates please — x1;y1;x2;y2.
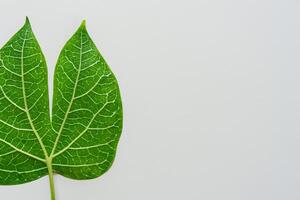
50;29;84;158
20;29;49;163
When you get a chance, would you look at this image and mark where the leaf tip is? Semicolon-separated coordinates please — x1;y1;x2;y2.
81;20;86;28
25;16;29;23
24;16;31;27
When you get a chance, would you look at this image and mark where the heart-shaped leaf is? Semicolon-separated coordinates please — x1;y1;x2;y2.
0;18;123;200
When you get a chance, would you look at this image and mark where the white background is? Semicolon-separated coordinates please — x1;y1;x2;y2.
0;0;299;199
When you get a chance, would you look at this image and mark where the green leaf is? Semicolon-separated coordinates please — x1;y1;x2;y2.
0;18;51;184
0;18;123;200
51;21;123;179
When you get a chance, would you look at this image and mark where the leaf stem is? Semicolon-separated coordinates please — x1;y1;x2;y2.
46;158;56;200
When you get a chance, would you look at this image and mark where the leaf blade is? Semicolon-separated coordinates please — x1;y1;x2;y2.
0;19;51;184
51;22;123;179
